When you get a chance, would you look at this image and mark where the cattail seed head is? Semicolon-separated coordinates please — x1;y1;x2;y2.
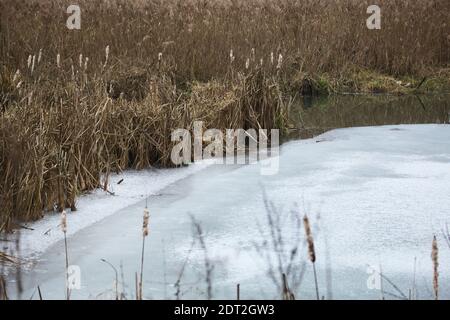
432;235;439;300
56;53;61;68
303;215;316;263
61;210;67;233
142;208;150;237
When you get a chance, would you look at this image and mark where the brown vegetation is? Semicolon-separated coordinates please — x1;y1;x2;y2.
0;0;449;229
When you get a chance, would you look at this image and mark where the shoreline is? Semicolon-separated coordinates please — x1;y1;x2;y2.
1;161;214;263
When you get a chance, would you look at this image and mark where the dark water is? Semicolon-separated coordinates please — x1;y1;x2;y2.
288;94;450;139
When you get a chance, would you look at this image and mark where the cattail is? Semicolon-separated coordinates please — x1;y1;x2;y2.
56;53;61;68
303;215;316;263
304;214;319;300
79;54;83;68
276;53;283;69
142;208;150;237
431;235;439;300
245;58;250;70
27;55;32;69
37;49;43;65
31;55;36;74
61;210;67;233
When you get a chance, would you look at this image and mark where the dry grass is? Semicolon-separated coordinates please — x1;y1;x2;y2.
0;0;449;228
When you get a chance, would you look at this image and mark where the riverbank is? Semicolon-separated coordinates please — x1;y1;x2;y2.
1;161;215;262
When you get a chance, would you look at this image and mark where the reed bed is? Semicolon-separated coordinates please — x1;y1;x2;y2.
0;0;449;229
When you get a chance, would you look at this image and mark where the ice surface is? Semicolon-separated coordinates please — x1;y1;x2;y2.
5;124;450;300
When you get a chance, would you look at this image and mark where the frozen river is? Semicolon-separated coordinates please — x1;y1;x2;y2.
6;124;450;300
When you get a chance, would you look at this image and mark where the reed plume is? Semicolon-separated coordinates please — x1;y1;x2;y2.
276;54;283;70
31;55;36;74
229;49;235;64
37;49;42;65
104;45;110;69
